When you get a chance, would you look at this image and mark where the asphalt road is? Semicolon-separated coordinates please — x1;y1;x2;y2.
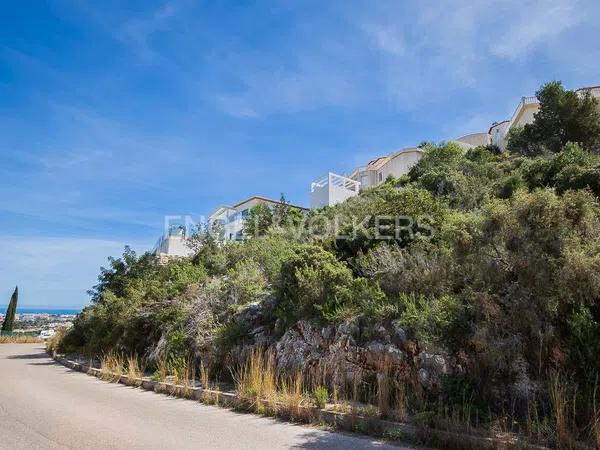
0;344;416;450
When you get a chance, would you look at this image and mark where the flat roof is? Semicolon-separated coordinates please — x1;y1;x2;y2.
231;195;308;211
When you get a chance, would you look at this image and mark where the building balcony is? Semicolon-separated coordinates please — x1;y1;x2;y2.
310;172;360;209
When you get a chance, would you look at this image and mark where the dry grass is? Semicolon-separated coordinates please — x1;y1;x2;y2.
199;361;209;389
233;348;310;419
198;362;219;404
154;357;168;382
549;372;570;446
100;352;124;382
279;372;310;422
126;355;144;386
172;358;195;398
0;334;42;344
233;348;278;414
376;357;391;419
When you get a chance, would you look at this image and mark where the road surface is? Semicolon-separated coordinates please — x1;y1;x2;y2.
0;344;415;449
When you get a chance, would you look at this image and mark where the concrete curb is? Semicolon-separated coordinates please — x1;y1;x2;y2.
51;352;547;450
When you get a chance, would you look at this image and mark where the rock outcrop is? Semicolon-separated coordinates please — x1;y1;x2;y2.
225;304;452;391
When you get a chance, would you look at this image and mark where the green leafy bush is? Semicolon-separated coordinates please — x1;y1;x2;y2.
313;385;328;409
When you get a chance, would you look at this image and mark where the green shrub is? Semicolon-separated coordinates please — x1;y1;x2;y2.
313;385;328;409
226;259;267;305
394;294;465;346
276;244;384;328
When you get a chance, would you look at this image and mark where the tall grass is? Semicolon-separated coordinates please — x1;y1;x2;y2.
198;361;219;404
279;372;309;421
233;348;277;414
234;348;310;420
376;356;391;419
0;335;42;344
126;355;144;386
172;358;195;398
549;372;570;446
100;352;124;382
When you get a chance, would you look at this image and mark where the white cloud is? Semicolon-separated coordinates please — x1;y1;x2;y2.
118;2;180;62
491;0;583;59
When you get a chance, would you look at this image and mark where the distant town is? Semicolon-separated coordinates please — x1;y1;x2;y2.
0;311;75;339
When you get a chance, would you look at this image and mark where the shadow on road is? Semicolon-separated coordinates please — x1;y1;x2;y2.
7;352;48;360
291;428;395;449
5;348;65;367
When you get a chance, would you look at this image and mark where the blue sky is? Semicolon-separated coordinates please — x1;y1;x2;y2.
1;0;599;308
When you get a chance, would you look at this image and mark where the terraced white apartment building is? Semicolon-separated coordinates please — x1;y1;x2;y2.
310;84;600;208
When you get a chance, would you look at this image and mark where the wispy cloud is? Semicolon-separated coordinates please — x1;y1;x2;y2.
491;0;583;59
117;1;181;62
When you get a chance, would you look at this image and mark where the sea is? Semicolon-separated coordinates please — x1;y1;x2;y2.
0;307;81;315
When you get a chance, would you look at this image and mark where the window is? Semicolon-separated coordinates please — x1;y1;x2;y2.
378;172;383;182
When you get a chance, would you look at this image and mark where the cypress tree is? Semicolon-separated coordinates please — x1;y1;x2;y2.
1;286;18;333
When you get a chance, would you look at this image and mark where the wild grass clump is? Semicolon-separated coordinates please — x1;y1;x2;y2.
233;348;278;414
100;352;124;382
170;357;195;398
279;372;310;422
0;334;42;344
198;362;221;405
233;348;312;419
152;357;168;382
126;355;144;386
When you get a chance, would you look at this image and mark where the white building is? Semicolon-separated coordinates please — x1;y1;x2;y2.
451;132;491;150
310;147;425;208
311;84;600;209
209;195;307;242
491;85;600;151
152;225;194;263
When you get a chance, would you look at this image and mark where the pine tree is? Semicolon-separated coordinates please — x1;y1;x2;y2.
1;286;18;333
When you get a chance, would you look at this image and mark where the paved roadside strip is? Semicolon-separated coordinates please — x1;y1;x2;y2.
51;350;548;450
0;343;412;450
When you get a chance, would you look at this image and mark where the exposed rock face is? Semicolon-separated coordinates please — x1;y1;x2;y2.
224;306;452;390
274;320;411;387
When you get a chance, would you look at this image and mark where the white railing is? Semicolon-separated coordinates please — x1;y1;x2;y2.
507;96;539;131
311;173;360;192
576;86;600;99
310;172;361;208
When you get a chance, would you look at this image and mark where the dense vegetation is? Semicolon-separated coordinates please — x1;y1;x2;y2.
61;82;600;446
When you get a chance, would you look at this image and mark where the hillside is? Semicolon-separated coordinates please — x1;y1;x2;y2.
58;81;600;448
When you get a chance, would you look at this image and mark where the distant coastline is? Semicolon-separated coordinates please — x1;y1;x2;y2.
0;307;81;315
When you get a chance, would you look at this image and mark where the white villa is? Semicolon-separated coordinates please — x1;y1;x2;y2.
310;147;428;208
490;85;600;151
311;84;600;208
208;195;308;243
153;225;194;263
152;196;307;261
